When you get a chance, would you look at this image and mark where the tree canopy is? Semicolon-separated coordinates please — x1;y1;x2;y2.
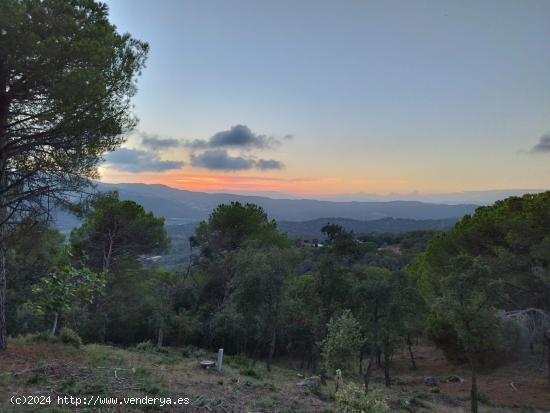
70;191;169;272
0;0;148;350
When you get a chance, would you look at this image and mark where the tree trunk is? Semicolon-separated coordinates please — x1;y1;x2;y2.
266;329;277;372
0;197;8;351
157;326;164;347
0;236;6;351
470;364;478;413
0;159;8;352
103;228;116;272
0;65;10;352
384;352;391;387
546;330;550;384
407;334;417;370
51;312;59;336
359;349;363;374
363;355;374;393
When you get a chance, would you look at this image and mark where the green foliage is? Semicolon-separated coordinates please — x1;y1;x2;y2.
71;192;169;272
231;247;298;355
5;221;65;335
59;328;82;348
335;383;389;413
193;202;290;255
322;224;361;258
239;367;262;379
413;192;550;311
425;255;519;367
27;265;105;333
321;310;363;376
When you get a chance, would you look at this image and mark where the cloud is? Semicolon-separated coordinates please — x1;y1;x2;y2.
190;149;284;171
104;148;184;172
186;125;280;150
530;133;550;153
141;132;182;151
256;159;284;170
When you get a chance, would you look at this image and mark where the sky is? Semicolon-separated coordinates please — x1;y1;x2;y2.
99;0;550;198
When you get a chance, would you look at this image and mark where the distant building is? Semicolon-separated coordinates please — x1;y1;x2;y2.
377;244;402;254
297;239;324;248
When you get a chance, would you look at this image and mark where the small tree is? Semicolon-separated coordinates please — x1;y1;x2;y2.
148;270;181;347
321;310;363;385
351;268;410;390
28;266;105;335
426;255;517;413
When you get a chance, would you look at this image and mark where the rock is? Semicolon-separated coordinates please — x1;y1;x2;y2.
445;375;464;383
424;376;438;386
297;376;321;390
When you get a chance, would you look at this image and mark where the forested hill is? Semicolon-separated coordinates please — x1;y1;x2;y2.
277;217;458;239
57;182;477;224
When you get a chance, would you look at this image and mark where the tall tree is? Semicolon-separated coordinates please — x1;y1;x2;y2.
425;256;519;413
70;192;169;272
413;192;550;311
232;246;297;370
191;202;290;309
0;0;148;350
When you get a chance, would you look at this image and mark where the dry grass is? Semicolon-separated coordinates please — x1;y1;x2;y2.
0;337;549;412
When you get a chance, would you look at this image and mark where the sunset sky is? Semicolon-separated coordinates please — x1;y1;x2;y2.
100;0;550;197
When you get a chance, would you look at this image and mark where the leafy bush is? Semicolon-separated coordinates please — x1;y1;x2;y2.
59;328;83;348
321;310;363;377
335;383;389;413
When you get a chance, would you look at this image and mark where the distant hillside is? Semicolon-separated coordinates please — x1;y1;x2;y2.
277;217;458;239
52;182;478;234
94;183;478;221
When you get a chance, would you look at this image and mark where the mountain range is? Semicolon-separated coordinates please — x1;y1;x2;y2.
53;182;480;235
97;182;477;221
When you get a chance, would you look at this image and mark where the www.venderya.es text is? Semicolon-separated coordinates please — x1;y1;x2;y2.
11;395;190;407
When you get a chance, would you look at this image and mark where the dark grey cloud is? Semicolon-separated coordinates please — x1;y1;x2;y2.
141;132;182;151
104;148;184;172
190;149;284;171
530;133;550;153
186;125;279;150
256;159;284;170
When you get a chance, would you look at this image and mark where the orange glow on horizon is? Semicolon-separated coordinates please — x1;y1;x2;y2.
98;167;422;196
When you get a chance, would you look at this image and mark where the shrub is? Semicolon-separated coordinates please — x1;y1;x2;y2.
135;340;155;351
239;367;262;379
59;328;82;348
34;331;56;342
335;383;389;413
321;310;363;377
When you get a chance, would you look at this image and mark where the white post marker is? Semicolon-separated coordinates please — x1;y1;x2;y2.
216;348;224;372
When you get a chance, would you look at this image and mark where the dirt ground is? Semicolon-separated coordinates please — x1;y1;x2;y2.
387;344;550;410
1;338;549;412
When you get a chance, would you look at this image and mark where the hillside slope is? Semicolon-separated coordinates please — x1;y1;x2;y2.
1;338;548;412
